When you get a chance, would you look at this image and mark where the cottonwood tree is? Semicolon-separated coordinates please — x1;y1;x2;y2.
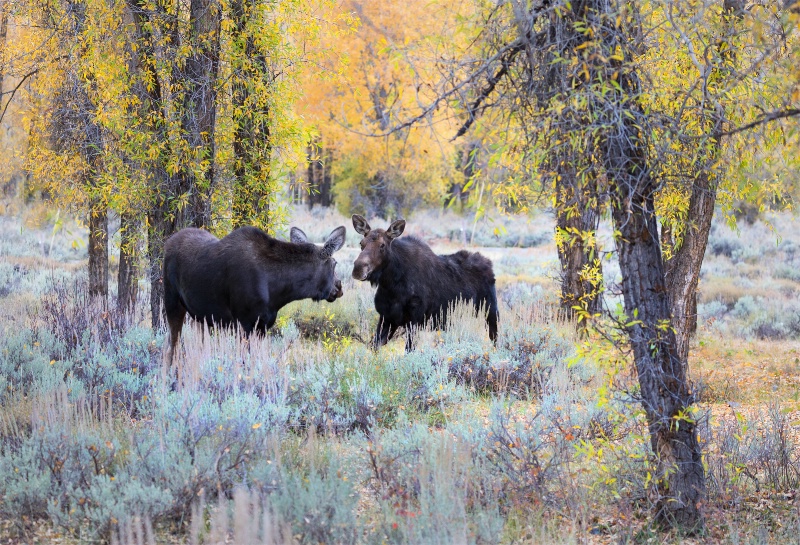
306;137;334;209
125;0;347;325
122;0;328;324
21;0;125;301
374;0;799;531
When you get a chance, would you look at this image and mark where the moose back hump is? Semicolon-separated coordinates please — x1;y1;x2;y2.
163;225;346;362
350;215;498;350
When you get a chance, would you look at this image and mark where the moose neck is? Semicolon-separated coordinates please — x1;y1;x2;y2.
369;242;401;288
269;258;324;308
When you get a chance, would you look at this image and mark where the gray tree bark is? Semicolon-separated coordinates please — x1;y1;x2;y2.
664;1;740;364
555;189;602;318
231;0;270;228
127;0;177;328
0;1;8;99
603;58;705;533
536;0;604;320
87;197;108;300
307;138;332;209
117;213;140;313
182;0;221;229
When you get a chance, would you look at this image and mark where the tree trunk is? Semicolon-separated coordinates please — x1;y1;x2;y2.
88;197;108;300
611;192;705;530
147;195;171;329
181;0;221;228
664;165;718;363
127;0;182;327
664;1;738;364
555;174;603;320
449;142;477;212
231;0;271;229
604;66;705;531
118;212;140;313
535;2;604;323
0;1;8;98
307;138;333;209
307;140;320;209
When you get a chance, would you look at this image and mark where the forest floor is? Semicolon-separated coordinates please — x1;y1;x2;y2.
1;204;800;544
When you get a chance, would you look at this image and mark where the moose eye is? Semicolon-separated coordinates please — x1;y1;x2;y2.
380;243;386;250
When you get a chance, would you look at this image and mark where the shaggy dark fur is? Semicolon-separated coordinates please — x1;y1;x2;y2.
163;225;346;363
351;215;498;350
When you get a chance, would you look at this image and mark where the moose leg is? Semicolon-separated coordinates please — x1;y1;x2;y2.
253;312;277;336
374;317;398;348
164;287;186;367
163;286;186;391
487;311;498;343
485;287;499;344
404;325;417;352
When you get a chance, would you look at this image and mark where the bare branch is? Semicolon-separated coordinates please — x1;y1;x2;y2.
0;67;41;125
451;43;524;141
337;38;525;139
715;107;800;137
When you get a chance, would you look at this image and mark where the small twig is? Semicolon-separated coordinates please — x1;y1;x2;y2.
0;67;40;124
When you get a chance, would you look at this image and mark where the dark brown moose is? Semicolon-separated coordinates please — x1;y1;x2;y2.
163;225;346;363
351;215;498;350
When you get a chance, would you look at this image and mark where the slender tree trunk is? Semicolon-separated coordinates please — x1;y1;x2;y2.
147;193;171;329
180;0;220;228
231;0;271;229
306;140;319;209
50;0;110;301
87;196;108;300
306;138;332;209
127;0;181;327
0;1;8;97
555;174;603;319
118;212;140;313
321;144;333;207
664;162;718;363
664;1;738;364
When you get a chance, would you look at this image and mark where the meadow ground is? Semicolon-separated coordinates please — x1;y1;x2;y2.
1;204;800;544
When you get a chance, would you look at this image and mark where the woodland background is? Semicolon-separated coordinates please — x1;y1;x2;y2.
1;0;800;542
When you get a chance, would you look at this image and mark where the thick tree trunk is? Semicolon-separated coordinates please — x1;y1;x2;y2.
604;72;705;531
611;190;705;530
127;0;181;327
87;197;108;300
118;213;140;313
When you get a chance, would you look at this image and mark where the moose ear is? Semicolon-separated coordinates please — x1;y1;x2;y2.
321;226;346;258
352;214;371;236
386;219;406;240
290;227;308;244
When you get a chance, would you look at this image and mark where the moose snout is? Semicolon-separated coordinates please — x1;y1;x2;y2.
327;278;343;302
352;259;370;281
